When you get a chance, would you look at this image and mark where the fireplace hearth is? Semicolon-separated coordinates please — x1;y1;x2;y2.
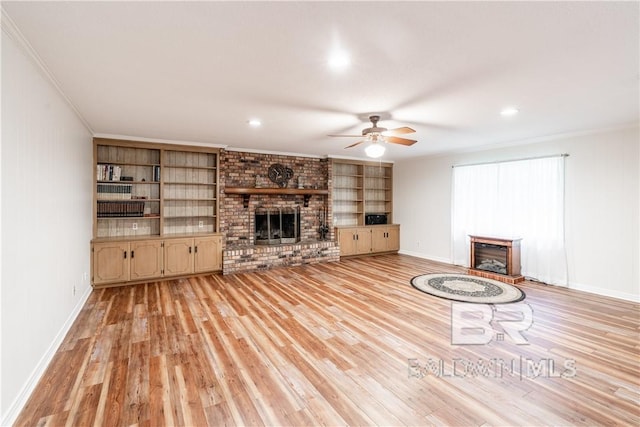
255;207;301;245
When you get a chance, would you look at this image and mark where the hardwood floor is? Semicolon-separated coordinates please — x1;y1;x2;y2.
15;255;640;426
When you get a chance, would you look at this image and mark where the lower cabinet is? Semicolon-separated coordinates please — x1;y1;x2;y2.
335;224;400;257
164;236;222;277
92;235;222;287
371;225;400;253
336;227;373;256
92;241;130;285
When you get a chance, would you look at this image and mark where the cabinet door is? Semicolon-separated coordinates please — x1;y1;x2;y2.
194;236;222;273
337;228;359;256
356;228;373;255
164;238;194;277
93;242;130;285
130;240;163;281
370;227;388;253
386;225;400;251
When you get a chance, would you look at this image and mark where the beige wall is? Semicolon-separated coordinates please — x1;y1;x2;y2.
394;126;639;301
1;20;93;423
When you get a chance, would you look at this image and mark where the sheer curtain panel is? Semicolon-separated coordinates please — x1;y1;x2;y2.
452;156;567;286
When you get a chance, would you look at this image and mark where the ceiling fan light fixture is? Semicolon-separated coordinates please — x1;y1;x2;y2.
365;141;386;158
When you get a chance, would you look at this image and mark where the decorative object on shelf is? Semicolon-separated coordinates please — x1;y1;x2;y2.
267;163;294;188
255;174;263;188
298;176;304;189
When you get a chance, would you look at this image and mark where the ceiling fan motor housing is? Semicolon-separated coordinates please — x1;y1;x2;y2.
361;115;387;136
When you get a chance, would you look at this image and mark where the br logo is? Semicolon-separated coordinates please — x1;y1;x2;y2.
450;302;533;345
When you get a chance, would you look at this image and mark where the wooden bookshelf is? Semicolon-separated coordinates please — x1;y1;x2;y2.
91;138;221;287
331;159;393;227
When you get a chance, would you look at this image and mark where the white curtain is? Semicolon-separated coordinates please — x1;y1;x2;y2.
452;156;567;286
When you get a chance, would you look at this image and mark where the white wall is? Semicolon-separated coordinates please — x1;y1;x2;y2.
394;126;639;301
1;17;93;424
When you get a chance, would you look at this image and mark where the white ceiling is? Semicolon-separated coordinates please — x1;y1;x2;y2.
3;1;639;160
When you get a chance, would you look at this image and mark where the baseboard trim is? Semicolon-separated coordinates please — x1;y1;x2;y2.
1;285;93;426
398;249;452;265
568;281;639;303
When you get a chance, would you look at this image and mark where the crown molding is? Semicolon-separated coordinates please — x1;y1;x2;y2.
1;8;94;133
92;133;228;149
225;146;325;159
327;154;394;164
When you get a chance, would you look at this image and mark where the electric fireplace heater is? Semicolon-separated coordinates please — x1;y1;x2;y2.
468;235;524;284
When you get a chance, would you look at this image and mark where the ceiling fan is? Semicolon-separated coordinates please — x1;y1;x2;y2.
329;115;417;157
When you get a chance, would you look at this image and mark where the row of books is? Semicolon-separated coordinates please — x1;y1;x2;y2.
96;164;161;182
97;164;123;181
97;183;132;200
97;200;145;218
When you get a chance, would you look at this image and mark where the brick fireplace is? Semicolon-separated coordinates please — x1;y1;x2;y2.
220;150;339;274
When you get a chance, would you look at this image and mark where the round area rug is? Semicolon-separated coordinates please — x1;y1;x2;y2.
410;273;525;304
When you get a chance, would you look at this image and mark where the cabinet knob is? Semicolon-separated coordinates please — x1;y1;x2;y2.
189;246;192;254
124;251;127;259
131;250;135;258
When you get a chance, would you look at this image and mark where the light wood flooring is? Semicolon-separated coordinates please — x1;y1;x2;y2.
15;255;640;426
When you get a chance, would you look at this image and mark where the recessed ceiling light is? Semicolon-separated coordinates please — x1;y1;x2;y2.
248;119;262;127
500;107;519;116
328;49;350;70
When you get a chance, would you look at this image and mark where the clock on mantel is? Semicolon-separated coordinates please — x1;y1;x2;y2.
267;163;293;188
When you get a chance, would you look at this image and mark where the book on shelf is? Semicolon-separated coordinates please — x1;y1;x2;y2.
153;165;160;182
97;183;132;200
96;164;122;181
97;200;145;217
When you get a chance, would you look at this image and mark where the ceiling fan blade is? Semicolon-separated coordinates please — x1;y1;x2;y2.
344;141;364;149
384;126;416;135
328;134;362;137
386;136;417;146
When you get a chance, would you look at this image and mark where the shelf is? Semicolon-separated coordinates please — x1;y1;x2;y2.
225;187;329;208
96;199;160;202
164;182;216;186
98;215;159;219
98;162;159;167
165;198;217;201
165;165;217;170
165;215;216;219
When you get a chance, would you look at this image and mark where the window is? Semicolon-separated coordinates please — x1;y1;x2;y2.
452;156;567;285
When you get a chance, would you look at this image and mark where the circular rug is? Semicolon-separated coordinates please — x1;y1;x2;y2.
410;273;525;304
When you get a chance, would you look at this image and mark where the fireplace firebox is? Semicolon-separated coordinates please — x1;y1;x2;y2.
468;235;524;284
255;207;301;245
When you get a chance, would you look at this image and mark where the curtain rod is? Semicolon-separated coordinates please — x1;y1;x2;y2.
452;153;569;168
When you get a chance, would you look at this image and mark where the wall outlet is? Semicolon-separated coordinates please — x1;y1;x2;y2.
83;272;89;283
198;220;204;228
416;240;421;248
72;284;76;296
132;223;138;230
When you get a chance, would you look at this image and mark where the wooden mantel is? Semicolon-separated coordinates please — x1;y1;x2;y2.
224;187;329;208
